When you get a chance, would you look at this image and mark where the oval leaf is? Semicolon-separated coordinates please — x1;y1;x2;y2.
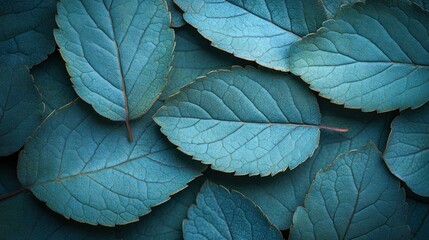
0;56;43;156
32;52;77;119
174;0;326;71
161;26;248;99
54;0;174;124
384;103;429;197
408;198;429;240
17;100;205;226
117;177;203;240
183;181;282;240
154;66;321;176
290;143;410;240
290;0;429;112
208;101;392;230
0;0;57;67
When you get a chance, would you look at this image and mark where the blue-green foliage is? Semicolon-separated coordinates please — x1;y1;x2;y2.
0;56;43;156
167;0;185;27
174;0;326;71
117;177;204;240
209;100;391;229
0;0;57;67
55;0;174;121
183;181;282;240
322;0;363;18
161;26;248;99
290;143;409;240
32;52;77;119
0;161;115;240
407;198;429;240
18;100;205;226
155;66;321;176
290;0;429;112
384;103;429;197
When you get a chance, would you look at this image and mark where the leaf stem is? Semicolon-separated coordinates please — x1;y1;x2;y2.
0;187;28;201
318;125;349;132
126;118;133;141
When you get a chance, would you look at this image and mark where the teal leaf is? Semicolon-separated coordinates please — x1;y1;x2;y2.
407;198;429;240
290;0;429;112
0;56;43;156
0;161;115;240
0;0;57;67
290;143;410;240
384;103;429;197
117;177;204;240
322;0;363;18
183;181;282;240
32;52;77;119
167;0;185;27
413;0;429;11
161;26;248;99
17;100;205;226
174;0;326;71
54;0;175;130
208;101;391;230
154;66;322;176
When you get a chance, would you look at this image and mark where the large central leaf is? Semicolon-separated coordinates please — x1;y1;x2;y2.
55;0;174;138
155;66;323;176
174;0;326;71
290;0;429;112
17;100;204;226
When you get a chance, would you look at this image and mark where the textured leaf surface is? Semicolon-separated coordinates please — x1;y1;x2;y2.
117;177;203;240
209;101;391;229
0;0;57;67
174;0;326;71
0;160;115;240
167;0;185;27
290;0;429;112
408;198;429;240
162;26;247;99
384;103;429;197
32;52;77;119
183;181;282;240
0;56;43;156
322;0;363;18
18;100;205;226
155;66;321;176
55;0;174;122
290;143;409;240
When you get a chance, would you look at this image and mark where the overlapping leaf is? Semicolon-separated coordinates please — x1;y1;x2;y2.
161;26;248;99
167;0;185;27
55;0;174;129
0;56;43;156
209;101;391;229
174;0;326;71
384;103;429;197
18;100;205;226
0;0;57;67
322;0;363;18
117;177;203;240
155;66;321;176
183;181;282;240
413;0;429;11
0;160;115;239
407;198;429;240
32;52;77;119
290;143;409;239
290;0;429;112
